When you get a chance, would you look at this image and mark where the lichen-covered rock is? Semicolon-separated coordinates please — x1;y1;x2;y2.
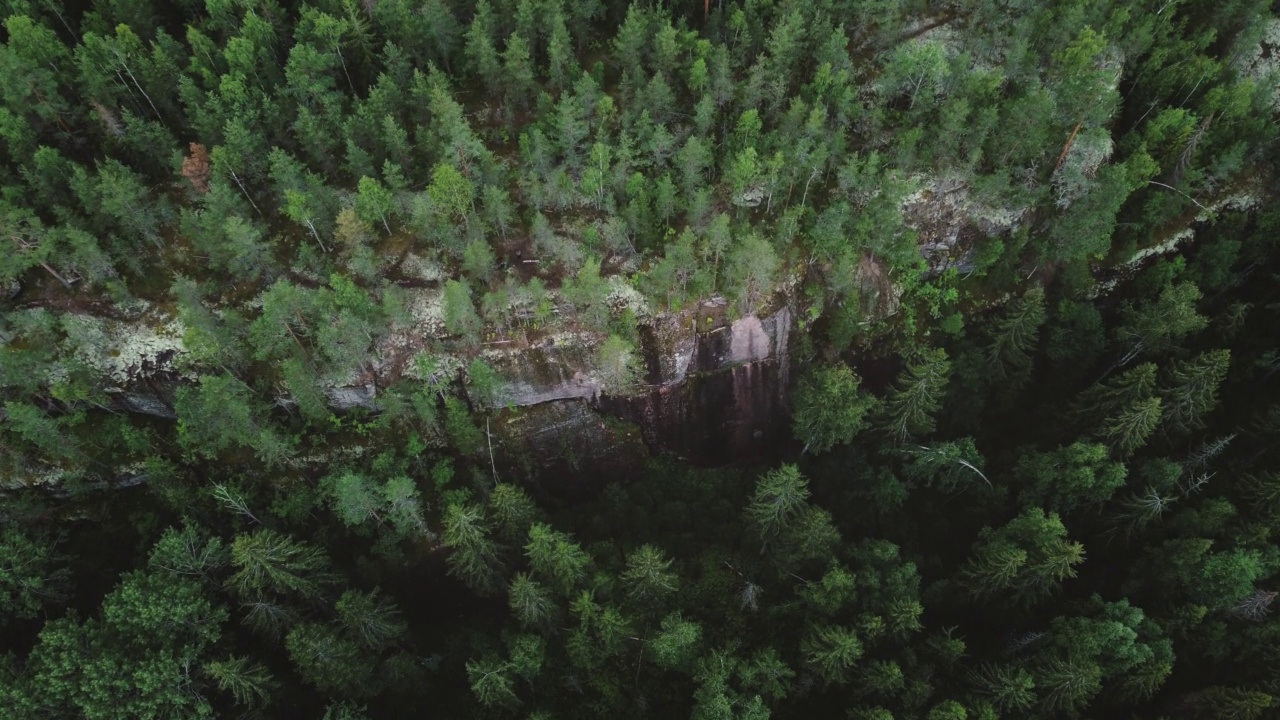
732;185;765;207
904;176;1026;274
399;253;447;283
326;383;378;411
60;312;186;385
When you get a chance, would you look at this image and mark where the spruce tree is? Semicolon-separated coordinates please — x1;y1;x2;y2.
986;286;1046;381
442;503;506;596
1160;349;1230;435
880;348;951;442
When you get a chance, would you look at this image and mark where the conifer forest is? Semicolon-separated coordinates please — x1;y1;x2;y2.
5;0;1280;717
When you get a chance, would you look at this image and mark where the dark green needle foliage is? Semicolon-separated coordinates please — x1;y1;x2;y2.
792;363;878;454
2;0;1280;717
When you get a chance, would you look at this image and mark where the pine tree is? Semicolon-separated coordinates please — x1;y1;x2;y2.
745;465;810;552
802;625;863;684
792;364;879;454
205;655;276;707
620;545;678;605
354;176;394;235
442;503;506;595
900;438;989;492
488;483;540;542
467;656;519;707
1182;687;1274;719
324;472;383;529
1034;658;1101;715
1099;396;1163;456
1076;363;1164;453
597;335;642;393
227;529;334;601
0;527;70;621
501;33;536;110
336;589;406;651
1016;442;1127;511
286;622;372;696
970;663;1036;711
463;0;502;88
649;612;702;670
524;523;589;596
508;573;558;629
1161;349;1230;435
987;287;1046;381
1075;363;1158;421
443;279;482;342
1114;282;1207;364
958;508;1085;605
881;348;951;442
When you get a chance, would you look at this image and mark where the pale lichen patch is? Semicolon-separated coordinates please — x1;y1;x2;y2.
607;277;652;319
60;313;186;384
400;253;447;283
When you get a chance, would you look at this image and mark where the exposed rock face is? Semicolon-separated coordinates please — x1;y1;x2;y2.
42;291;795;486
601;304;793;466
904;176;1027;274
451;301;795;474
490;400;648;489
326;383;379;411
118;392;176;419
483;340;605;407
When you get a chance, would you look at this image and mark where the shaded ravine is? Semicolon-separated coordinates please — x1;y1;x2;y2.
488;304;795;486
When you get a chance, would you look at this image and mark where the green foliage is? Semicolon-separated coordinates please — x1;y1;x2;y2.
970;663;1036;712
354;176;394;235
287;622;373;696
443;396;484;454
205;656;276;707
443;502;505;595
1182;687;1274;719
745;464;810;549
802;625;863;684
649;612;702;670
986;287;1046;382
1115;281;1207;360
336;588;406;651
465;358;501;408
509;572;558;629
1076;363;1165;454
2;2;1279;717
1160;349;1230;435
467;655;518;707
488;483;540;541
880;348;951;442
596;334;643;393
176;375;292;466
792;364;878;454
0;528;69;622
227;528;334;601
620;544;678;605
958;508;1085;606
525;522;590;596
442;279;482;341
1016;442;1128;511
17;568;227;720
900;438;988;492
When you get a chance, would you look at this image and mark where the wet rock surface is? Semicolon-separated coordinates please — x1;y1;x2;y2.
490;399;649;489
600;304;792;466
480;302;795;475
47;293;796;485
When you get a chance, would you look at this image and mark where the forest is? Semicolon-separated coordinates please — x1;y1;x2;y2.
2;0;1280;717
